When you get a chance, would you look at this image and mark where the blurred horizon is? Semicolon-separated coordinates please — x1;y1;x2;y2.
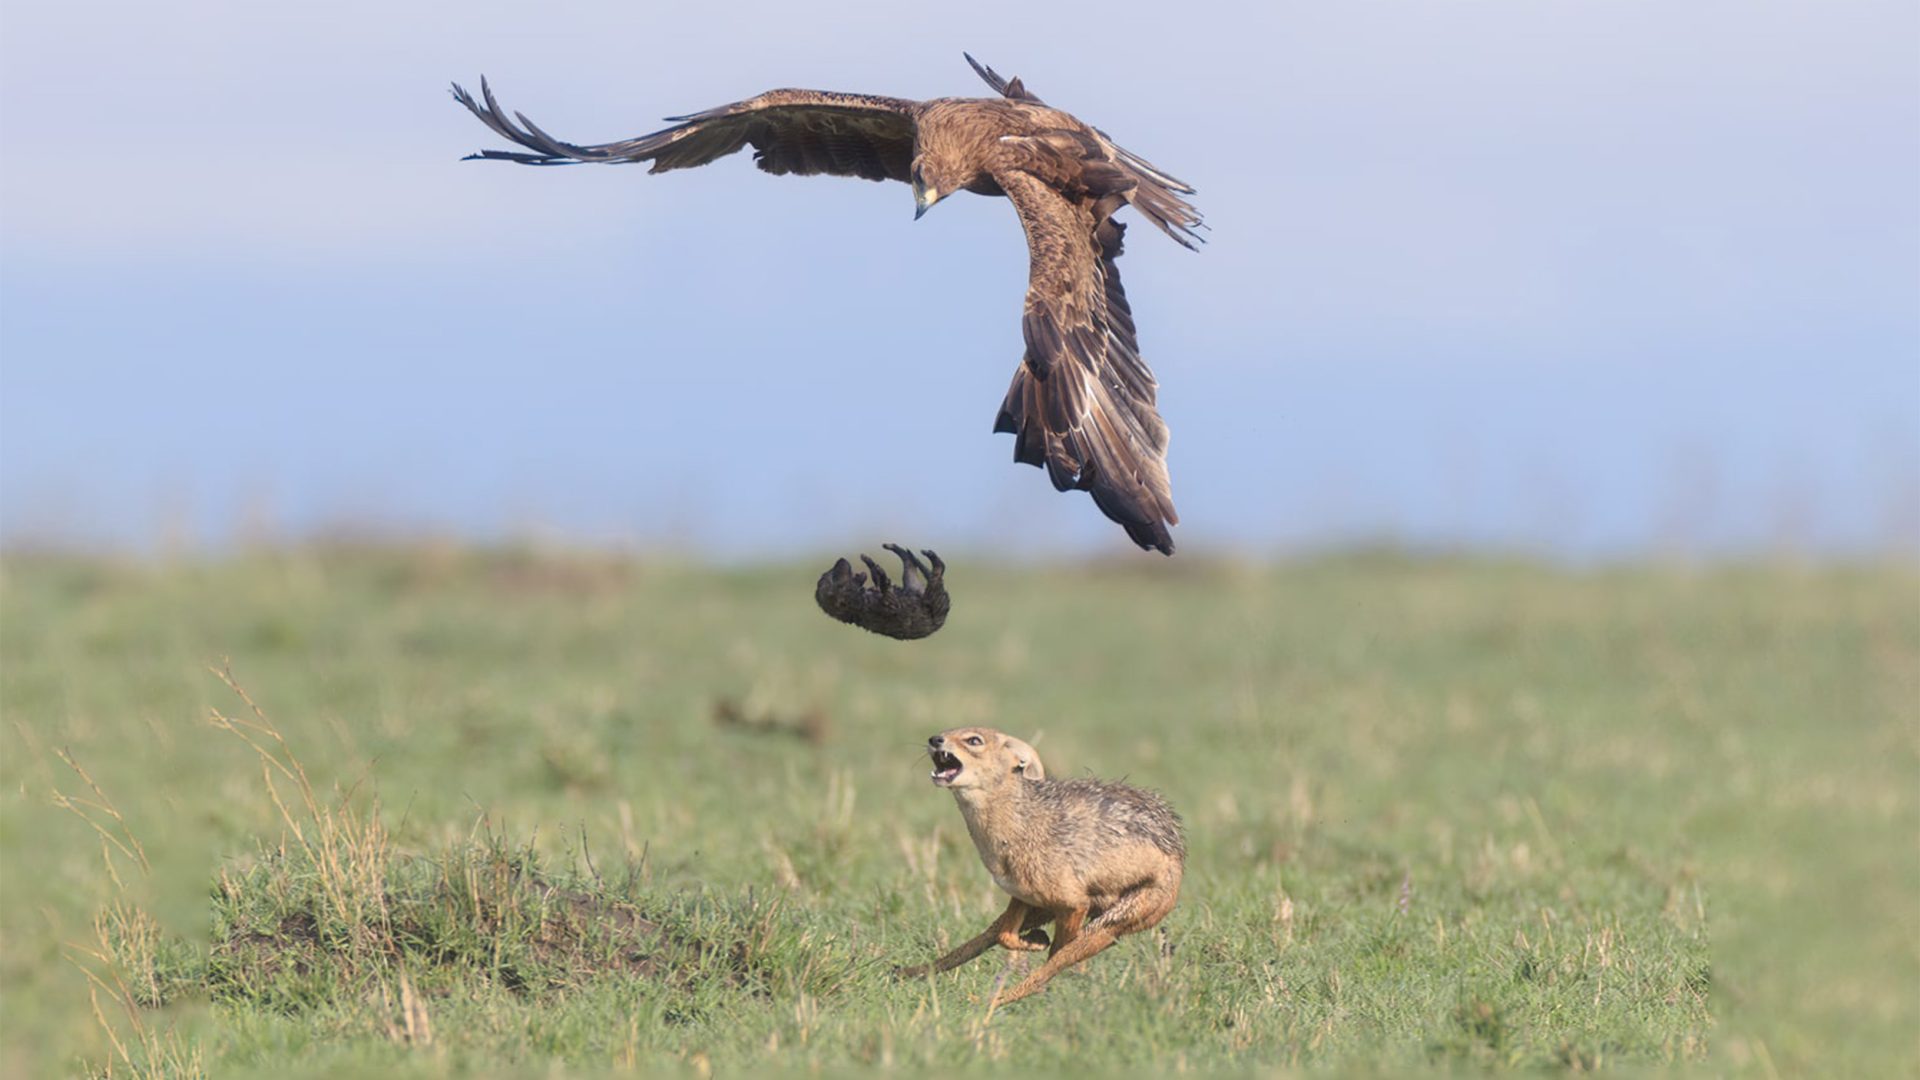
1;479;1915;565
3;1;1916;561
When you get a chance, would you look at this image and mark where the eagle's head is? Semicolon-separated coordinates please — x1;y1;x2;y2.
910;153;967;220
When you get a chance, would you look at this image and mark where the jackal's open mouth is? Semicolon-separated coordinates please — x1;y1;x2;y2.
930;749;962;786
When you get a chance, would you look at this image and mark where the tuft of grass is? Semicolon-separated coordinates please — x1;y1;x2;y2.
70;670;873;1075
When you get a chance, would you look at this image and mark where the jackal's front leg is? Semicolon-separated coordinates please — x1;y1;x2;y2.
897;898;1036;979
994;899;1048;952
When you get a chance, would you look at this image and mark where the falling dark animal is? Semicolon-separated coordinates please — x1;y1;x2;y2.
897;726;1184;1006
452;55;1203;554
815;544;949;640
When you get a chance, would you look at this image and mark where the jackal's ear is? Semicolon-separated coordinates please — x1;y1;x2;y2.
1003;736;1046;781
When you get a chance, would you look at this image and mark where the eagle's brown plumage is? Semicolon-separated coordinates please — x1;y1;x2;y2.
452;55;1203;554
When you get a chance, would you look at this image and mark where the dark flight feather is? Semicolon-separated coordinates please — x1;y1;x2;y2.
965;53;1047;105
992;170;1177;554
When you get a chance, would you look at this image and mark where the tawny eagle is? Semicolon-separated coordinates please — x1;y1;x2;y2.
452;55;1202;554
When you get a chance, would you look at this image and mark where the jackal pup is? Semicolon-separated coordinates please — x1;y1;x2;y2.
899;726;1184;1005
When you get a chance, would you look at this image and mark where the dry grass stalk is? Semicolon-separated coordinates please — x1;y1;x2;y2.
205;662;393;946
67;916;204;1079
51;749;200;1077
52;747;150;890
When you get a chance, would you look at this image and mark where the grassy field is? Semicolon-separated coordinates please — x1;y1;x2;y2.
1;547;1912;1076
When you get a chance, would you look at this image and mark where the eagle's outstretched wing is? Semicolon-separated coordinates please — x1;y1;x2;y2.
452;79;919;183
992;170;1177;554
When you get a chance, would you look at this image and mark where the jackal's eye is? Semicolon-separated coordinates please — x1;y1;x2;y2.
966;735;984;748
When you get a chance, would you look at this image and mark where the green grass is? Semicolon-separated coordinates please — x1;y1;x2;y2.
2;547;1913;1076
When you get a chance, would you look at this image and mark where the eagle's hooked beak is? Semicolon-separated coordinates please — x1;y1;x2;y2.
913;178;941;220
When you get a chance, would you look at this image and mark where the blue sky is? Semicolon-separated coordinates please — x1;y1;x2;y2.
2;1;1914;558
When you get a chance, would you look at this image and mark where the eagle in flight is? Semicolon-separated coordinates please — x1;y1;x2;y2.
452;55;1202;554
